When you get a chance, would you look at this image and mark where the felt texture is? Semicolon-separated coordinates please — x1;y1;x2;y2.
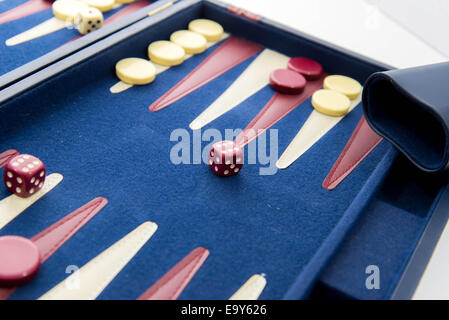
284;146;398;299
0;1;441;300
316;155;447;299
390;182;449;299
0;0;153;78
322;117;383;190
318;200;426;300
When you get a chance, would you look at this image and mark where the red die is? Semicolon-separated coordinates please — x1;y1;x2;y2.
208;141;243;177
3;154;46;198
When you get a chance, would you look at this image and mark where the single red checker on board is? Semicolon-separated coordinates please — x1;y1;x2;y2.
0;236;41;287
269;69;307;95
287;57;323;80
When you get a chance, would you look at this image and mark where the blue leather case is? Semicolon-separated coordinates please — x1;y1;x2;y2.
363;62;449;172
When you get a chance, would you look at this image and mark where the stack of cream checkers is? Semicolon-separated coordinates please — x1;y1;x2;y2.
311;75;362;116
115;19;225;86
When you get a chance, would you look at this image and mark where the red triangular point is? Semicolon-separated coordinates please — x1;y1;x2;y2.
235;73;327;147
323;116;383;190
0;149;19;168
149;36;263;112
32;197;108;262
0;197;108;300
0;0;52;25
138;247;209;300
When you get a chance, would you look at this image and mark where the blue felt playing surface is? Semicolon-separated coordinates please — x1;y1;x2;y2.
315;154;445;299
0;0;441;300
0;46;389;300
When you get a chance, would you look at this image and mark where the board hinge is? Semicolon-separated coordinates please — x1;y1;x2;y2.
227;5;261;22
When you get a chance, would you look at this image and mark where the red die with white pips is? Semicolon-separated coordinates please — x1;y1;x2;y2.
3;154;46;198
208;141;243;177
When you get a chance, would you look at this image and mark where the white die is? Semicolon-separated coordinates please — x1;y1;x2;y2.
75;7;103;35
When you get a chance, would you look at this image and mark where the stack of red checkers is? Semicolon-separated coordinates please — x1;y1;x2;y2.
269;57;323;94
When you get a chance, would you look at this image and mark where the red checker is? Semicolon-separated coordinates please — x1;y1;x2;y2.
269;69;307;95
287;57;323;80
0;236;41;287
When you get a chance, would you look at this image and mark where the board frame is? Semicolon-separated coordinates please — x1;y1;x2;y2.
0;0;445;300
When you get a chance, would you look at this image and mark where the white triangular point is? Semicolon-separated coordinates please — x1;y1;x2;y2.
189;49;290;130
39;221;158;300
229;274;267;300
110;33;230;94
276;94;362;169
109;81;133;94
6;18;70;47
0;173;63;231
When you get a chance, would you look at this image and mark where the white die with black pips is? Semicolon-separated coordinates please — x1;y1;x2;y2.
75;7;103;35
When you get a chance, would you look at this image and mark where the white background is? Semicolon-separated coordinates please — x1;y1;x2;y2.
225;0;448;68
